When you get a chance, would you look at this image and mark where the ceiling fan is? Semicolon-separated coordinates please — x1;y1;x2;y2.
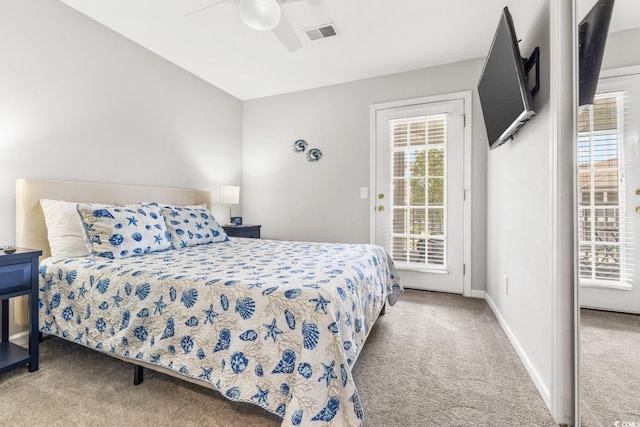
186;0;306;52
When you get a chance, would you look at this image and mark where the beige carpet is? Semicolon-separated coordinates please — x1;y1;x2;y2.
580;308;640;427
0;290;556;426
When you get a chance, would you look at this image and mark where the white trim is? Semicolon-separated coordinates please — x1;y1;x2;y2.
369;108;377;245
397;265;448;275
485;293;550;407
579;280;632;291
550;1;577;425
571;3;581;424
462;93;473;299
580;304;640;316
600;65;640;79
369;91;473;297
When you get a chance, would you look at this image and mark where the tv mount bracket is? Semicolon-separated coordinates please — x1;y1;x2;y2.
523;46;540;96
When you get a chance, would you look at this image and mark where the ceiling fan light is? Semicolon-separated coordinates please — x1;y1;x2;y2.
238;0;281;31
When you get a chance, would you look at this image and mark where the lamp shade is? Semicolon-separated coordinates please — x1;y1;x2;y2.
238;0;281;31
221;185;240;205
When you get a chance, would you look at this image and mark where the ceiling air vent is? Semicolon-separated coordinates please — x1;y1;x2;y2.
305;23;338;41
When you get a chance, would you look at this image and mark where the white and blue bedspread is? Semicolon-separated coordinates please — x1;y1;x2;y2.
39;238;402;426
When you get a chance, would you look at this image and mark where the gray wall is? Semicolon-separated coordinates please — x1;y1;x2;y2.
485;0;553;406
0;0;243;245
0;0;243;335
602;27;640;70
242;58;488;293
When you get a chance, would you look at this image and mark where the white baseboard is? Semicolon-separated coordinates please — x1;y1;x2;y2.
484;292;551;409
10;331;29;348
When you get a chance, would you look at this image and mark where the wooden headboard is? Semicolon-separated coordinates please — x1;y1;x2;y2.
15;178;216;260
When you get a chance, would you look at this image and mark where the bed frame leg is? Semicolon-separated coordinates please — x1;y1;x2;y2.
134;365;144;385
380;303;386;316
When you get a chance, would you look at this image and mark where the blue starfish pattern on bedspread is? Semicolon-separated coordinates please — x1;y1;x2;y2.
39;238;403;427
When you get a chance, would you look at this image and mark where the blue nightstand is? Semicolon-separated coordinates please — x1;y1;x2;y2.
0;248;42;374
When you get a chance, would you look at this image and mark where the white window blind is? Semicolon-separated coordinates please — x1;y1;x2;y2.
577;91;633;286
389;114;447;269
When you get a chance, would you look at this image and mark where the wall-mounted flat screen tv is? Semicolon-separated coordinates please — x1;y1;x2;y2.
578;0;615;108
478;7;536;150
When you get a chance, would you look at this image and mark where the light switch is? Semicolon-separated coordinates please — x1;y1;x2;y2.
360;187;369;199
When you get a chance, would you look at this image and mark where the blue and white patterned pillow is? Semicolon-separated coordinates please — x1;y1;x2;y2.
160;205;228;248
77;203;172;259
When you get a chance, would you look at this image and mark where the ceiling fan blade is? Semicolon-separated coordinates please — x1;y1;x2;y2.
185;0;231;23
272;12;303;52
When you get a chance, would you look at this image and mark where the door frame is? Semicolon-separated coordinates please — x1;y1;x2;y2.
578;67;640;312
369;91;472;297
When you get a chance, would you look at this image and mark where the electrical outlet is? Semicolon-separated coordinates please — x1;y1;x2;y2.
504;275;509;295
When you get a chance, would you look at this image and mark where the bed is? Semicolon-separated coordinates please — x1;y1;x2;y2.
15;179;403;427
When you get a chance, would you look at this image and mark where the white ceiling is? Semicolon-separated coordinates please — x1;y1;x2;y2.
59;0;640;101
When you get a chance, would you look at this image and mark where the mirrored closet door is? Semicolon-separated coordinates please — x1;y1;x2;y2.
576;0;640;425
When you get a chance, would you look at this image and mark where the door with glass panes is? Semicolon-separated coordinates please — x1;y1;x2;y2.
373;97;465;293
579;72;640;314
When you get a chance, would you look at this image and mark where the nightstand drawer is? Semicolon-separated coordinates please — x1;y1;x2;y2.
223;225;261;239
0;262;31;294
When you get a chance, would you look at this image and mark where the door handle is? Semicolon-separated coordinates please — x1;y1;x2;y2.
377;205;384;212
636;188;640;197
636;206;640;214
378;193;385;199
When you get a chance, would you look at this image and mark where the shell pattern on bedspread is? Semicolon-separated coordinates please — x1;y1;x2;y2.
39;238;402;427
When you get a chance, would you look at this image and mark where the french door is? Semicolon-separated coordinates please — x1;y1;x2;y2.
371;95;467;294
579;71;640;314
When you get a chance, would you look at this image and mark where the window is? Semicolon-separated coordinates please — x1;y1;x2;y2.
390;114;447;268
577;92;628;285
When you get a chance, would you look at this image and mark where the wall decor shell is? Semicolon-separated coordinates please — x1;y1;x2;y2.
292;139;323;162
307;148;323;162
293;139;307;152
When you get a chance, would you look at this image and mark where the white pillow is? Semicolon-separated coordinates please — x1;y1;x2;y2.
40;199;90;262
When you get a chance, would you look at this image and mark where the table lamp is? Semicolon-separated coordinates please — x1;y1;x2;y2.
221;185;240;225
